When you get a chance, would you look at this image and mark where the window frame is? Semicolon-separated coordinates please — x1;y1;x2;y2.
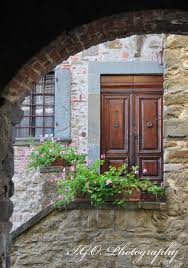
14;67;72;145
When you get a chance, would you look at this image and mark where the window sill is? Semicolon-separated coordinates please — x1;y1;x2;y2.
14;138;72;146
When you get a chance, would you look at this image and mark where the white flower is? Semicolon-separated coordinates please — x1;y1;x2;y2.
143;168;148;174
106;179;112;185
70;166;75;172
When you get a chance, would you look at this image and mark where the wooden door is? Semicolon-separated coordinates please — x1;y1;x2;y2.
101;75;163;182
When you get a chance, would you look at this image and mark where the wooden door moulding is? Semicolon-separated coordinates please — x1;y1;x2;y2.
101;75;164;90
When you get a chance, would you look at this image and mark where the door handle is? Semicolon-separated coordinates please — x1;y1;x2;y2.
135;135;138;140
147;121;153;128
114;123;119;128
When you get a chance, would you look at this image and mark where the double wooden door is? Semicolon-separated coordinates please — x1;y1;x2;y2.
101;75;163;181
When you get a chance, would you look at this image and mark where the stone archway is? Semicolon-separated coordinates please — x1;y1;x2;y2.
2;9;188;103
1;9;188;267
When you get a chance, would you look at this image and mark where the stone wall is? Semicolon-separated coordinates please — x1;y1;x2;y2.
10;34;188;268
9;206;183;268
0;100;23;267
10;146;40;231
10;164;65;231
163;35;188;215
11;34;164;230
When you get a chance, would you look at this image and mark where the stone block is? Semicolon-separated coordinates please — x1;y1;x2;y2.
10;105;23;125
164;91;188;105
165;35;188;49
164;164;182;172
104;39;122;49
164;120;188;138
96;209;115;228
82;45;99;57
167;150;188;163
0;200;13;222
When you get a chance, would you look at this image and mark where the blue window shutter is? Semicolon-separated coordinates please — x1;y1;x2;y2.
54;67;71;140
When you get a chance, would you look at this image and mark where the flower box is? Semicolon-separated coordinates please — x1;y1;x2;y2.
128;190;141;201
73;190;167;203
111;191;141;202
51;158;71;167
141;191;166;202
29;138;86;169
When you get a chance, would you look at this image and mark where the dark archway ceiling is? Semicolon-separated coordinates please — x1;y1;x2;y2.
0;1;187;89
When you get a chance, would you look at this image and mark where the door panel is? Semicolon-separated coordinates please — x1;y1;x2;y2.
101;94;130;172
136;95;162;152
135;93;163;181
108;98;125;150
139;157;162;178
108;158;128;169
101;75;163;181
140;98;158;150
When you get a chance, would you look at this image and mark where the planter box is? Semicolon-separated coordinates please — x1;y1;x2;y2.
114;191;141;202
73;191;166;204
141;191;166;202
128;191;141;201
51;158;71;167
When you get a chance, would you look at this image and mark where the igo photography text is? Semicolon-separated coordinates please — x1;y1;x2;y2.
66;242;179;264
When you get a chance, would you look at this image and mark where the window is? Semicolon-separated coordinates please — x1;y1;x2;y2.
16;72;55;138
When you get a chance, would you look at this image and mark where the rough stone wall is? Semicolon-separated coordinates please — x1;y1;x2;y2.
163;35;188;216
10;146;46;231
11;34;164;231
10;165;64;231
9;208;182;268
10;34;188;268
0;100;23;267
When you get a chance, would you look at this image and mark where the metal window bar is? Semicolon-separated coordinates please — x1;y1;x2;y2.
15;71;55;138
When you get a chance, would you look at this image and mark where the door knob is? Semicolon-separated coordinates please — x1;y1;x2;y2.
147;122;153;128
114;123;119;128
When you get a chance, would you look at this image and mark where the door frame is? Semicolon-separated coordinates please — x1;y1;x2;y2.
88;62;164;164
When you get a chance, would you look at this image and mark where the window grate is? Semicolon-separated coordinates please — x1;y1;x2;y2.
15;71;55;138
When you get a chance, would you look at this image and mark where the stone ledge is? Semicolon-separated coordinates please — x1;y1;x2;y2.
10;200;166;240
39;166;66;173
59;200;167;211
14;138;72;146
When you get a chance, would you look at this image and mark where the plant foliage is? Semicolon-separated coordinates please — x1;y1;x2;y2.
53;160;166;207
